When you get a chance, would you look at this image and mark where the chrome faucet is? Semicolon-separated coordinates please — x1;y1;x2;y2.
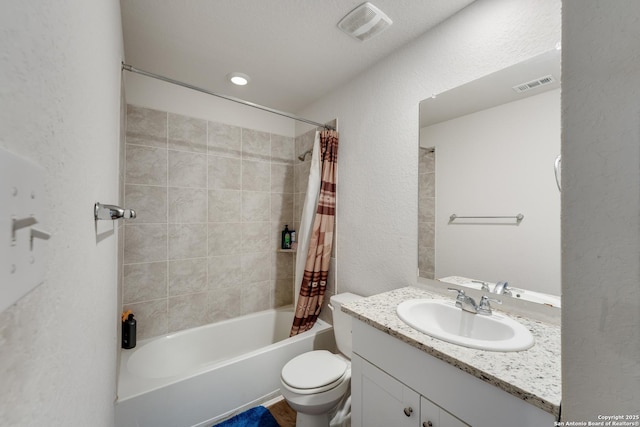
477;295;501;316
448;288;478;314
493;281;512;296
94;202;136;220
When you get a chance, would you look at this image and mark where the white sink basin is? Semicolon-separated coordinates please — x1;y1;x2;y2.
396;299;534;352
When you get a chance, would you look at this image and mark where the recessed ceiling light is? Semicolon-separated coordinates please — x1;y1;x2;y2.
228;72;250;86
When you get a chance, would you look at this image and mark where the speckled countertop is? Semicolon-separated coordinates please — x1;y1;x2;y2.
341;286;561;416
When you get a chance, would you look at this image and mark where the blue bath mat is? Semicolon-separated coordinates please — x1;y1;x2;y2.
214;406;280;427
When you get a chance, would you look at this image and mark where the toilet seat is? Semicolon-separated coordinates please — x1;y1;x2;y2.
281;350;348;395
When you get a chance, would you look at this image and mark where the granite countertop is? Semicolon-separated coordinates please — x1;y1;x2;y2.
341;286;561;416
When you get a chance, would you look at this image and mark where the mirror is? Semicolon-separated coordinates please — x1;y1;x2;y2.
418;49;561;305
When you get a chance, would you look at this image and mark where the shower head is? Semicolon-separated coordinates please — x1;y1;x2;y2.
298;149;312;161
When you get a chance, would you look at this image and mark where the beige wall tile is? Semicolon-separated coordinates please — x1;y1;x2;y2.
123;104;302;338
126;105;167;148
418;195;435;223
241;252;271;284
168;187;207;223
124;224;167;263
241;191;270;222
272;252;294;280
208;287;241;323
208;121;241;158
208;222;242;255
168;292;209;332
125;184;167;224
208;190;241;222
271;134;294;164
241;222;271;253
273;278;294;307
168;223;207;260
168;150;207;188
271;163;294;193
208;255;242;289
241;280;271;313
168;258;207;296
208;155;241;190
242;128;271;161
271;193;294;223
294;161;311;193
123;262;167;304
419;147;435;172
242;160;270;191
419;171;435;198
125;145;167;186
168;113;207;153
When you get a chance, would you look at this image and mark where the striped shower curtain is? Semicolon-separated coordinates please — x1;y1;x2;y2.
290;130;339;336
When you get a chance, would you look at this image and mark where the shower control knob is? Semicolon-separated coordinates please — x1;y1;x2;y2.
404;407;413;417
423;421;434;427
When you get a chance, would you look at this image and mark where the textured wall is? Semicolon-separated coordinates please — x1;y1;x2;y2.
297;0;561;297
0;1;124;426
562;0;640;420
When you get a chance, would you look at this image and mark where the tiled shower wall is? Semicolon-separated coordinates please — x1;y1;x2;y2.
121;105;300;340
418;147;435;279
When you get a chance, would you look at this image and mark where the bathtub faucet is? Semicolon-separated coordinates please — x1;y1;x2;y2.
493;281;512;296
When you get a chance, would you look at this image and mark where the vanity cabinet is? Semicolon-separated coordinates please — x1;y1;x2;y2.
350;319;555;427
353;353;469;427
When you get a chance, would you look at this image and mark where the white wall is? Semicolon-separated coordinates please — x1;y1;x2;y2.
125;73;295;137
0;2;124;425
423;89;561;295
297;0;561;297
562;0;640;420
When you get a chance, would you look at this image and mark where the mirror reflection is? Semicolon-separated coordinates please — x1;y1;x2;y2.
418;49;561;305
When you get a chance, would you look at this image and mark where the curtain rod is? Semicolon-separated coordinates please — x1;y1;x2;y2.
122;63;335;131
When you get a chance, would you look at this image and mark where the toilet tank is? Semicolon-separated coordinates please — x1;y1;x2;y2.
330;292;364;358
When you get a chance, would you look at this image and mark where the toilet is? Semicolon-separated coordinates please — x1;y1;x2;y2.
280;293;363;427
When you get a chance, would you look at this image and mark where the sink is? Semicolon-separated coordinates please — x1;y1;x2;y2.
396;299;534;352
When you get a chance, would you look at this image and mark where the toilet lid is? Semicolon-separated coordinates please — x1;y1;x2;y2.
281;350;347;390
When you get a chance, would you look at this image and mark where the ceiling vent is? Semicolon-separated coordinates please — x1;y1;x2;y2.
512;75;556;93
337;2;393;42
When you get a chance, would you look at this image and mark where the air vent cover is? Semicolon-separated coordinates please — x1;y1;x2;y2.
512;75;556;93
337;2;392;42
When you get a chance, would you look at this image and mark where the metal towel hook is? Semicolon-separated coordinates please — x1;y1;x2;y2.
94;202;136;220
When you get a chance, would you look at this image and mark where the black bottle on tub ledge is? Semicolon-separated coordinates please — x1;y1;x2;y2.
122;311;137;349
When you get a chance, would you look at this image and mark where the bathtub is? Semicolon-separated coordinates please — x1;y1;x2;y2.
115;306;334;427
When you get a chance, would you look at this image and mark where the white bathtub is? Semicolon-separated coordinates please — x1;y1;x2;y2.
115;306;334;427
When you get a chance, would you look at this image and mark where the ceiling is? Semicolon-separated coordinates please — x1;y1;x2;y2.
120;0;475;113
420;48;561;128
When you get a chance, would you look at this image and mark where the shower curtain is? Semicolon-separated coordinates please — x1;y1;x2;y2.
290;130;339;336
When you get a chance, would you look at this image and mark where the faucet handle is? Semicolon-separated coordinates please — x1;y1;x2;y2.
471;280;491;291
477;295;501;315
447;287;466;299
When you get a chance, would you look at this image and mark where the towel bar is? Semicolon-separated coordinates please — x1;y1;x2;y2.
449;213;524;222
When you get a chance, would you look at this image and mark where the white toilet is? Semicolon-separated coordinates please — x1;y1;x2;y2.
280;292;363;427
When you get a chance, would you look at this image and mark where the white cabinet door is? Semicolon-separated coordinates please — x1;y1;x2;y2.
352;354;420;427
421;397;471;427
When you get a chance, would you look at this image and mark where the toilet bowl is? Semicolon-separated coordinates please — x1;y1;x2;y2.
280;293;363;427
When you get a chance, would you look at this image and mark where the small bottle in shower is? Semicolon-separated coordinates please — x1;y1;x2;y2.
281;225;291;249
